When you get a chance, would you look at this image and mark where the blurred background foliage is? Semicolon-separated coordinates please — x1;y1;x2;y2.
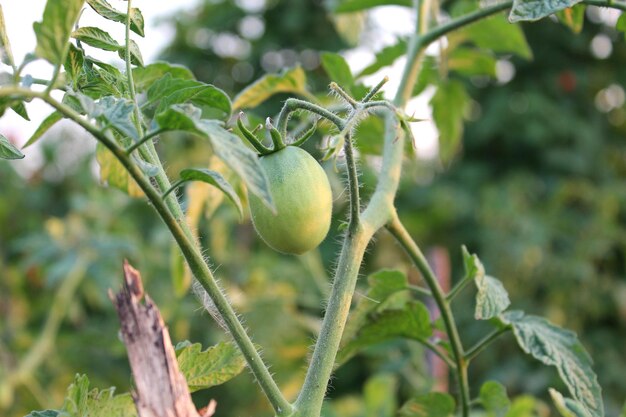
1;0;625;416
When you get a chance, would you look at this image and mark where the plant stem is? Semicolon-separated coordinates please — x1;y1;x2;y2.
386;215;470;417
464;327;510;362
162;179;185;199
276;98;345;136
418;338;457;369
343;133;360;231
407;284;433;297
294;227;371;416
123;0;186;233
126;128;167;154
0;87;292;416
446;274;473;302
361;76;389;102
120;19;274;409
125;0;142;138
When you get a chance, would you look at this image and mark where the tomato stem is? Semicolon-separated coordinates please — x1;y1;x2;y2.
237;113;273;155
329;82;358;108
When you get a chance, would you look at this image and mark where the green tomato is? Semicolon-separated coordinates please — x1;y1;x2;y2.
249;146;332;255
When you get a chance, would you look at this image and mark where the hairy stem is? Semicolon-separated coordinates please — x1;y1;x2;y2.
276;98;345;136
387;215;470;417
343;133;361;231
294;227;371;416
0;87;292;416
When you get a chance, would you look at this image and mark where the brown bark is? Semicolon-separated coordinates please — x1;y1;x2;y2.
109;260;206;417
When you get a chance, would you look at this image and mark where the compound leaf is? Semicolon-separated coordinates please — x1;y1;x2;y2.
501;311;603;417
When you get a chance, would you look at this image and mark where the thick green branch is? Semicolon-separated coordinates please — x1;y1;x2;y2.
294;227;371;416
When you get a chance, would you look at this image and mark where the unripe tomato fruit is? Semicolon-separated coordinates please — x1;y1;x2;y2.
249;146;332;255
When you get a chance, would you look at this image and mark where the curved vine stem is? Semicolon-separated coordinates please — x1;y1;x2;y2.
0;86;292;416
386;214;470;417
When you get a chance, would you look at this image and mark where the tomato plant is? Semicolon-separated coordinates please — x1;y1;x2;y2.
1;0;625;417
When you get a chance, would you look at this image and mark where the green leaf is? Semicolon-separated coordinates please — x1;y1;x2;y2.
86;0;144;37
86;0;124;23
10;102;29;121
118;39;144;67
0;134;24;159
155;104;274;211
233;66;308;109
556;5;586;33
96;143;144;197
0;5;15;68
357;38;407;78
452;5;532;60
475;275;510;320
340;301;432;364
330;12;366;47
550;389;592;417
364;374;397;417
80;57;127;98
321;52;354;88
56;374;136;417
33;0;85;66
97;97;140;141
341;270;408;349
501;311;604;417
71;27;122;51
133;62;195;92
480;381;511;417
333;0;412;13
506;395;541;417
179;168;243;220
175;342;246;392
23;111;63;148
412;55;439;96
146;74;231;118
462;245;485;280
617;13;626;41
430;79;469;164
509;0;583;22
64;43;85;87
399;392;455;417
129;8;145;38
449;48;497;77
